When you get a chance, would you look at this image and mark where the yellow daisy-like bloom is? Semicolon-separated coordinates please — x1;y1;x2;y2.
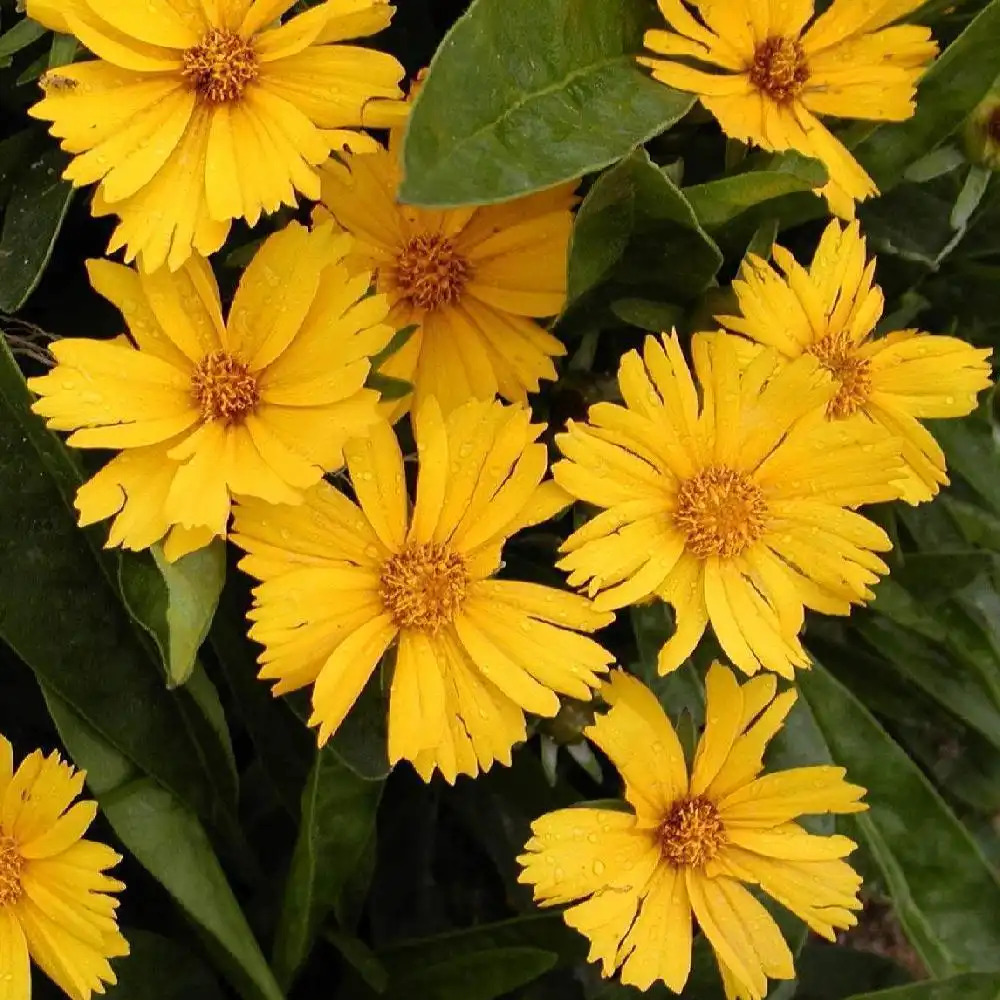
718;220;993;504
29;222;392;561
231;397;614;781
554;332;903;677
26;0;405;271
316;133;575;416
519;666;866;999
0;735;128;1000
640;0;937;217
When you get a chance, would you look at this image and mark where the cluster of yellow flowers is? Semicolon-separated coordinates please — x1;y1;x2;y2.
4;0;994;998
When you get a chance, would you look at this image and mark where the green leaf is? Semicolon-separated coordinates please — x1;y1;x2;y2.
564;147;722;310
853;0;1000;191
41;690;284;1000
0;17;46;63
384;947;556;1000
370;324;418;371
367;372;413;401
104;931;226;1000
845;972;1000;1000
797;660;1000;976
0;339;232;824
119;542;227;688
400;0;693;206
47;32;77;68
0;145;73;311
684;152;827;229
272;748;383;990
930;405;1000;515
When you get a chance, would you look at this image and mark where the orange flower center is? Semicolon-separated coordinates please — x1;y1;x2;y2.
191;350;260;424
988;107;1000;143
809;331;873;419
749;36;809;103
674;466;768;559
182;28;258;103
0;835;24;906
658;796;726;868
394;233;471;311
379;543;469;632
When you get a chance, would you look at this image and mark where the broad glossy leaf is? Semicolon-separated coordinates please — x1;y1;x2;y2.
0;339;230;823
563;147;721;327
119;542;226;688
684;152;827;229
400;0;693;206
847;971;1000;1000
798;660;1000;976
104;931;225;1000
385;946;557;1000
272;748;383;990
0;145;73;311
42;690;284;1000
853;0;1000;191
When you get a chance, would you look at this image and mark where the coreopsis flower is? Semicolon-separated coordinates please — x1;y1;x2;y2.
232;397;614;781
554;332;903;677
519;666;866;999
29;222;392;561
718;220;992;504
640;0;937;217
0;735;128;1000
316;133;575;416
26;0;406;271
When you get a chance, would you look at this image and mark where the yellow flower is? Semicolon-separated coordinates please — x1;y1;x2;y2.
231;397;614;781
0;735;128;1000
26;0;405;272
640;0;937;217
718;220;993;504
519;665;866;999
29;222;392;561
316;134;576;416
554;332;903;677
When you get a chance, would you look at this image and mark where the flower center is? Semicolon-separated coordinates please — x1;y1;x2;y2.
182;28;258;103
809;331;873;419
0;835;24;906
674;466;768;559
379;543;469;632
394;233;471;311
988;107;1000;143
749;36;809;103
191;350;260;424
658;796;726;868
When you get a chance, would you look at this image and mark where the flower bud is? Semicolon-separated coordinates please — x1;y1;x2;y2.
963;92;1000;170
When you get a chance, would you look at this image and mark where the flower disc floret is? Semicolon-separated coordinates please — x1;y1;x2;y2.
0;834;24;905
749;36;809;103
808;331;873;418
380;543;469;632
182;28;258;103
191;350;260;423
395;233;472;311
658;796;726;868
674;467;768;559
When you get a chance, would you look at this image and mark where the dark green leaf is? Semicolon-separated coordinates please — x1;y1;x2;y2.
846;971;1000;1000
565;148;721;309
367;372;413;402
47;32;77;68
42;690;284;1000
272;749;383;990
105;931;225;1000
853;0;1000;192
371;324;418;371
400;0;693;206
0;145;73;311
0;17;46;62
684;152;827;229
119;542;226;689
0;339;232;824
385;947;556;1000
798;661;1000;976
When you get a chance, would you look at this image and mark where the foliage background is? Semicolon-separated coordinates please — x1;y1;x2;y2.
2;0;1000;998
